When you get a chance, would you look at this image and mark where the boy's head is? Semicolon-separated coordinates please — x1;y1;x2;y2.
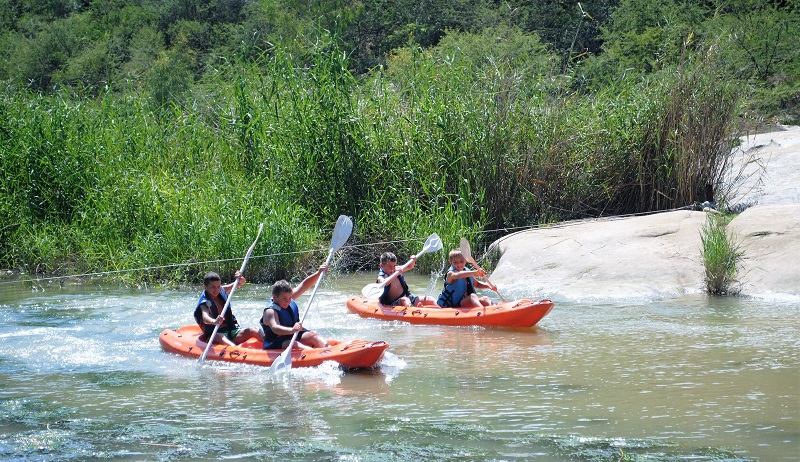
379;252;400;274
203;272;221;286
448;249;464;263
271;280;294;308
448;249;467;270
272;280;292;297
203;272;222;297
379;252;397;265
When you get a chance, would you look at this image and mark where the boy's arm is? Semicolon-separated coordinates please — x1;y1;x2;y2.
292;265;327;299
199;303;219;325
377;265;404;287
377;257;415;287
445;268;484;284
473;278;496;291
222;271;246;292
263;308;296;335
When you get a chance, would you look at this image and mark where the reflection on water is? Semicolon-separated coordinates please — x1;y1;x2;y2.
0;273;797;461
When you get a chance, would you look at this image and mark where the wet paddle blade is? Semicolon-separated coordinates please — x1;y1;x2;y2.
269;345;293;374
330;215;353;252
361;282;383;298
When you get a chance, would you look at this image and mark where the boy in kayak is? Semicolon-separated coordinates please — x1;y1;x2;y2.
260;265;330;350
376;252;436;307
437;248;495;308
194;271;263;346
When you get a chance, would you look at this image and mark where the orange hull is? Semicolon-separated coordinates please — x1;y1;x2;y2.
159;325;388;369
346;297;554;327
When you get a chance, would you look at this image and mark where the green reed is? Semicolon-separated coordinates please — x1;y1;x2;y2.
701;213;743;295
0;34;743;284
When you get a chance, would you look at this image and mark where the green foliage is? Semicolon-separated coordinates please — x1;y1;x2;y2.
0;0;776;284
584;0;798;121
144;48;192;108
701;213;743;295
120;24;164;83
0;86;322;282
598;0;707;76
703;0;800;122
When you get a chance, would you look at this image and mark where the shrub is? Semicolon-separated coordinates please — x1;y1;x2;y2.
701;213;743;295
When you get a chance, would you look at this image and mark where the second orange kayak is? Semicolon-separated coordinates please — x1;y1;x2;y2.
346;296;554;327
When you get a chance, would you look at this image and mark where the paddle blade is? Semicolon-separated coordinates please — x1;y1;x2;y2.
459;237;476;264
421;233;443;254
361;282;383;298
330;215;353;252
269;345;293;374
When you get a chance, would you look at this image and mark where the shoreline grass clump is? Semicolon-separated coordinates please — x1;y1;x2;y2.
701;213;744;295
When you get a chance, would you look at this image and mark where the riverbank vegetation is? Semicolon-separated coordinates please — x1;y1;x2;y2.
1;0;797;283
701;213;744;295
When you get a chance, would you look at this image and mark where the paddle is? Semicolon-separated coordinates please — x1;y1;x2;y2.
361;233;443;299
269;215;353;375
198;222;264;365
460;237;506;302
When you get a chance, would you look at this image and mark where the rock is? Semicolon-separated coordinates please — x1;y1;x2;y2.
490;125;800;300
491;211;708;301
729;203;800;298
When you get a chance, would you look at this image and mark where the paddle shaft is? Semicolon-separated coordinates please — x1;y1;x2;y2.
269;215;353;374
474;271;505;302
198;224;263;365
461;238;505;302
470;264;505;302
373;245;431;291
278;246;335;355
363;233;443;297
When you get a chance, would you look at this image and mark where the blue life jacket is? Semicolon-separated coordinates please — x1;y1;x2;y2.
437;266;475;308
261;299;300;345
377;268;411;305
194;287;238;330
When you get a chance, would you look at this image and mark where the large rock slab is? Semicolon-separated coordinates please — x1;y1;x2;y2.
491;125;800;300
729;203;800;298
728;127;800;207
491;211;708;301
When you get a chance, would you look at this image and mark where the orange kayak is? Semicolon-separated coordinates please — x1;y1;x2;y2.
159;325;388;369
346;296;554;327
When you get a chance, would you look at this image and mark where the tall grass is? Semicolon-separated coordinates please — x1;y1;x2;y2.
701;213;743;295
0;32;744;283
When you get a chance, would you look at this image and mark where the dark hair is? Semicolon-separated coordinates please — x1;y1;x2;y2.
203;272;221;286
380;252;397;265
272;280;293;297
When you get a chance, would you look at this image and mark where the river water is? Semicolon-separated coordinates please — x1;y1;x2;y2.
0;272;797;461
